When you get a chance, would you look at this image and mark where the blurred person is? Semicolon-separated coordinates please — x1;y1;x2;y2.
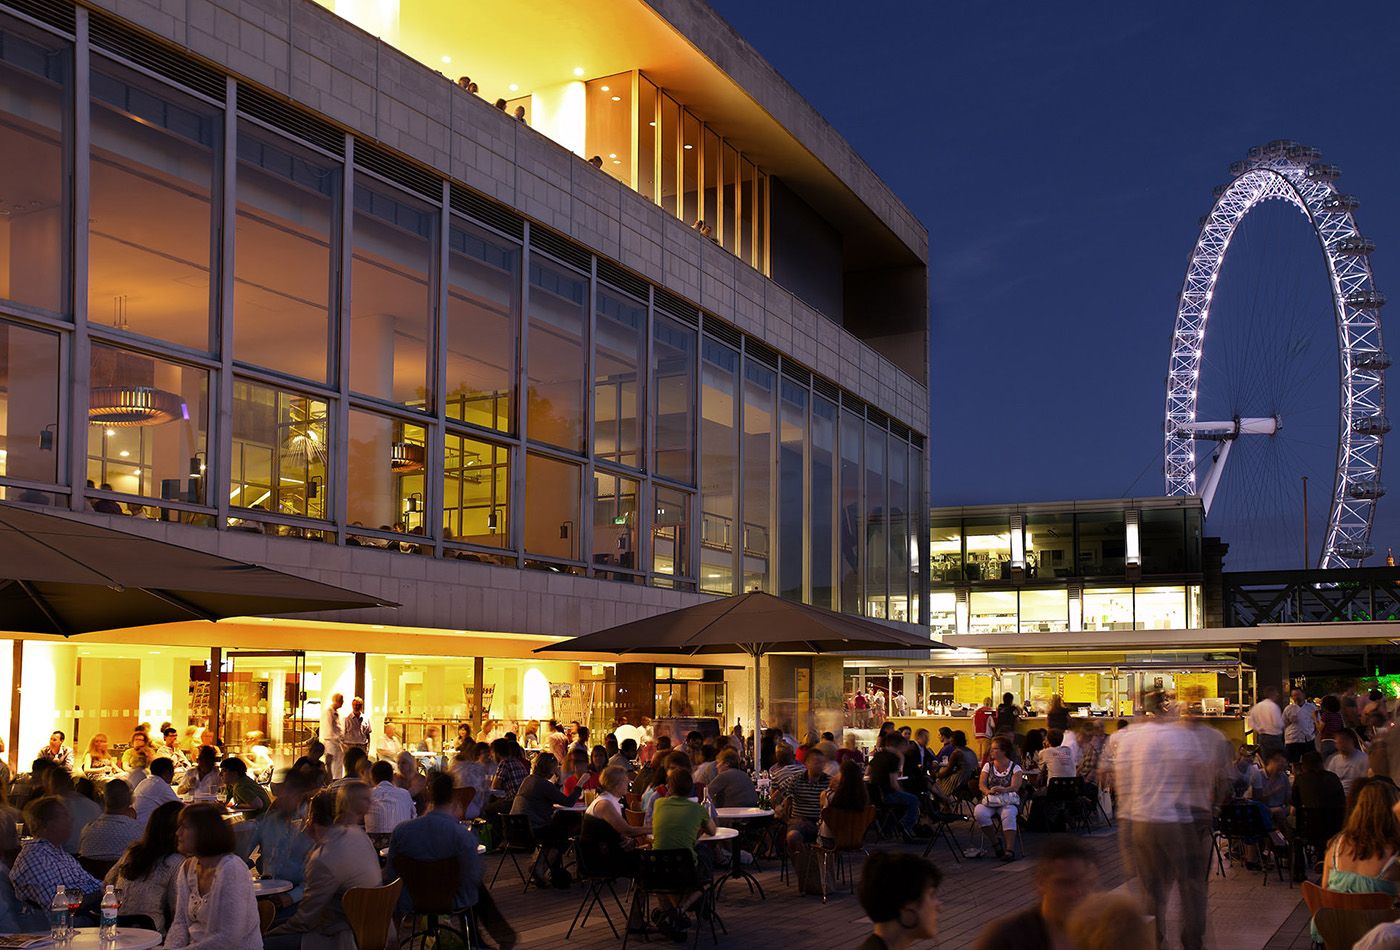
321;691;345;779
366;759;415;834
855;851;942;950
133;756;180;826
80;733;118;778
972;836;1100;950
219;756;271;818
178;745;220;795
375;721;403;762
1285;687;1319;763
46;768;101;854
1328;727;1371;796
164;803;261;949
246;773;314;904
1247;685;1286;758
78;777;141;861
105;799;183;931
1064;891;1154;950
342;696;371;761
122;730;153;772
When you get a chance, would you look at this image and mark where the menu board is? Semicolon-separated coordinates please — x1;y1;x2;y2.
1061;673;1099;705
953;675;992;707
1175;672;1218;700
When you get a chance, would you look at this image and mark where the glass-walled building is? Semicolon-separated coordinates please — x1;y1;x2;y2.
0;0;931;765
929;497;1206;636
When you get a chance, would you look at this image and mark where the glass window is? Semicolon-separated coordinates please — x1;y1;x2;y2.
1020;589;1069;632
838;408;862;614
964;515;1010;581
756;172;768;275
1186;509;1203;572
446;221;517;432
863;422;886;618
347;410;426;542
699;338;738;594
739;158;755;267
585;73;631;187
0;320;60;484
910;444;925;625
930;590;957;638
659;94;679;217
1077;510;1126;576
1083;587;1134;632
652;313;695;482
87;343;209;504
233;122;339;382
1135;585;1188;630
681;111;700;227
653;484;691;583
90;61;219;352
349;176;435;409
887;438;910;622
702;128;719;237
1025;511;1073;580
778;378;806;602
525;452;580;561
230;379;328;521
593;285;644;468
637;76;657;203
930;518;962;583
443;431;508;548
741;361;774;593
969;590;1016;633
1141;508;1187;575
592;470;640;578
810;396;837;609
0;17;70;314
526;258;587;452
721;143;739;254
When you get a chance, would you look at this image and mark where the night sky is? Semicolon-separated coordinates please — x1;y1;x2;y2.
707;0;1400;569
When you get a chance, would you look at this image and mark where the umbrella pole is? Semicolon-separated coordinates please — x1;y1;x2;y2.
752;645;762;770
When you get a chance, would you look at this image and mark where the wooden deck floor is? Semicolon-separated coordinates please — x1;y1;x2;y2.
484;820;1310;949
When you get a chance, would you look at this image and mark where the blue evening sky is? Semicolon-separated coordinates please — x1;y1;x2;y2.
707;0;1400;567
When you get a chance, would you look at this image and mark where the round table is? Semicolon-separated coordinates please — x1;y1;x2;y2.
715;807;773;820
67;929;161;950
697;825;739;843
713;808;772;900
251;877;294;896
553;802;587;812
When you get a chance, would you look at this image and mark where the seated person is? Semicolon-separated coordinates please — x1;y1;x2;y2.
855;851;942;949
782;747;832;861
78;778;142;862
579;765;650;878
121;731;153;772
10;797;102;919
105;800;184;932
608;738;638;774
367;760;417;835
819;759;870;846
164;804;260;949
706;749;758;809
178;745;221;796
385;772;482;917
1036;730;1078;785
561;747;599;795
974;737;1023;861
219;757;271;819
649;767;716;937
47;769;101;854
133;756;180;826
933;730;978;806
509;751;582;885
866;734;926;837
79;734;119;779
246;775;314;905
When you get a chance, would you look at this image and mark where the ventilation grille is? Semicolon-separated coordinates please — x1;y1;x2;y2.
598;260;649;301
654;288;699;326
237;84;343;154
811;376;840;401
530;227;591;272
0;0;74;33
744;338;778;369
89;12;224;100
780;358;810;386
449;184;523;240
841;391;867;416
866;406;889;429
910;432;925;451
353;137;441;201
890;420;910;441
702;315;742;349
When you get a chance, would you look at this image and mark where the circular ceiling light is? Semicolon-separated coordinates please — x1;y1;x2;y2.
88;386;185;427
390;441;426;473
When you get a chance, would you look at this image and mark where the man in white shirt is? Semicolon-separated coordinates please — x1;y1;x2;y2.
1326;727;1370;796
322;692;345;779
1284;688;1318;764
376;722;404;763
365;760;416;834
133;757;181;825
78;779;141;861
1037;729;1078;781
1246;686;1286;758
343;696;372;760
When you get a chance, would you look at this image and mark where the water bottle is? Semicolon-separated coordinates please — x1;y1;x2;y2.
49;886;70;941
100;884;119;942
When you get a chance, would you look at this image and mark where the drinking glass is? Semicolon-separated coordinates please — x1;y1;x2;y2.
64;885;81;939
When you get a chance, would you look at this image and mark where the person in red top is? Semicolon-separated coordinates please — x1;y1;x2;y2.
973;698;996;762
561;747;599;795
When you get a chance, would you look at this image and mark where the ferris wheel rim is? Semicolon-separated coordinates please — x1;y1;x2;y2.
1164;142;1387;568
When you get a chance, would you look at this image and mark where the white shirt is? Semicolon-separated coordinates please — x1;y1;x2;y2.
1111;719;1230;824
322;705;343;746
133;774;180;825
1037;746;1077;781
1061;729;1081;768
1246;697;1285;737
1327;748;1370;795
365;780;416;834
1284;701;1318;743
376;733;404;762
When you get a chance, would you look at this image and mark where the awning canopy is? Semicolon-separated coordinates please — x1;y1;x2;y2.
0;502;393;635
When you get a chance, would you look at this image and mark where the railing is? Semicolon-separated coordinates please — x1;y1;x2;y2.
1223;567;1400;626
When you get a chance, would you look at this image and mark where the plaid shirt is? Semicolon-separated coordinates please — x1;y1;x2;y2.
10;838;102;909
490;756;528;799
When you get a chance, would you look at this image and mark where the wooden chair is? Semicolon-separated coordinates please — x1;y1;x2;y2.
256;899;276;934
452;786;477;818
395;855;474;950
343;879;403;950
812;805;875;902
624;807;645;828
1303;880;1400;949
78;856;115;880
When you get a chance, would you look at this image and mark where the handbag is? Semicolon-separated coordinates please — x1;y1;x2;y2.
772;795;794;823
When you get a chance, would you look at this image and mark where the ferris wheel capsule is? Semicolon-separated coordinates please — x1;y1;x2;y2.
1345;290;1386;311
1347;480;1386;500
1229;160;1249;176
1287;145;1322;162
1337;542;1376;560
1322;194;1361;212
1306;163;1342;181
1335;236;1376;257
1352;415;1393;436
1353;350;1392;371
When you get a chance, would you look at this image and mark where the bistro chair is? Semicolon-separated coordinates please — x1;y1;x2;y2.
624;807;646;828
621;848;711;950
812;805;875;902
490;813;542;892
1302;881;1400;949
395;855;475;950
451;786;477;818
257;899;276;934
343;878;402;950
1212;801;1282;884
78;856;116;881
567;837;630;939
1043;777;1087;832
1293;806;1344;882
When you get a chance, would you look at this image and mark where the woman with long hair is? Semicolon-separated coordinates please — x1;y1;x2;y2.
107;800;183;931
164;804;261;949
1312;780;1400;940
81;733;118;777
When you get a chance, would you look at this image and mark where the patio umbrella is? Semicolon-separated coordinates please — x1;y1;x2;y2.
535;590;951;748
0;502;393;635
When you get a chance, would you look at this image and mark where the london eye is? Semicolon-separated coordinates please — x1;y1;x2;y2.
1164;141;1387;569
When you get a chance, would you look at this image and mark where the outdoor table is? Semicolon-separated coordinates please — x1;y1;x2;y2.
696;826;739;844
251;877;294;896
553;802;587;812
714;808;772;900
67;929;161;950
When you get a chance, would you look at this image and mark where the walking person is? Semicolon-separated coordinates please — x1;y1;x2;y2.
321;692;345;779
1285;687;1318;764
1110;690;1230;950
1246;686;1286;759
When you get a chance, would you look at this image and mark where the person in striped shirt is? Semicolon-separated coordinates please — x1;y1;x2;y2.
781;747;830;856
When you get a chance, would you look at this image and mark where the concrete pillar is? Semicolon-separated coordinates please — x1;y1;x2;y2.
1256;640;1290;695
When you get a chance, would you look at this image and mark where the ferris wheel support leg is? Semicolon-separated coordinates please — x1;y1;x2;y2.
1199;439;1234;518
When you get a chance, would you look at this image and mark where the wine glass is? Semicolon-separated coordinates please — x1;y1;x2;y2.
64;885;81;938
